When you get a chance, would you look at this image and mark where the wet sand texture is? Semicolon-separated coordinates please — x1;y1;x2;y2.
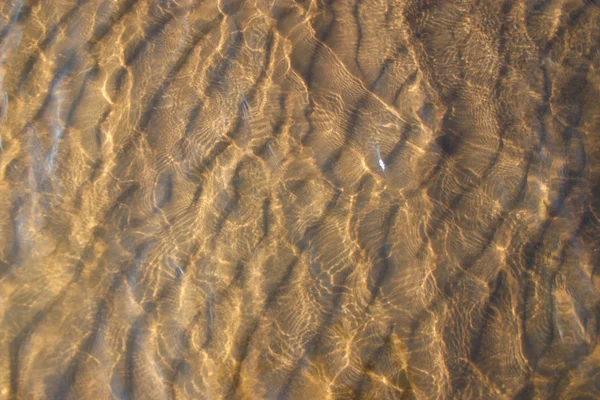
0;0;600;399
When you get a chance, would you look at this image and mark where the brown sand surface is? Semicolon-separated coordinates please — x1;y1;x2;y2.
0;0;599;398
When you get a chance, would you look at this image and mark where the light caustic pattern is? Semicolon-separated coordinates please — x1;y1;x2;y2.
0;0;599;399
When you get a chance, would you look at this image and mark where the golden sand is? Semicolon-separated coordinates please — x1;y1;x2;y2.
0;0;599;398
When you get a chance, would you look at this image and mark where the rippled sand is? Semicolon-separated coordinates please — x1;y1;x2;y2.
0;0;599;399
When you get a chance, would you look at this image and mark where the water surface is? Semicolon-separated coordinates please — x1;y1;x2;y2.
0;0;599;399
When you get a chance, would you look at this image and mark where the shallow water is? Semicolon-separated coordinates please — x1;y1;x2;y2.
0;0;599;399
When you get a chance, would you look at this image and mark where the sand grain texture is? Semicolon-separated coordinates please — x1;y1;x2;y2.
0;0;599;399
